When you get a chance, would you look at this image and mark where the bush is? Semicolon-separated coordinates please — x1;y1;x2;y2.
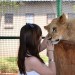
0;57;18;73
0;55;48;73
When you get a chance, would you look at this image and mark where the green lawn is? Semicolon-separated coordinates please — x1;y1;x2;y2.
0;57;18;73
0;56;48;73
40;55;48;63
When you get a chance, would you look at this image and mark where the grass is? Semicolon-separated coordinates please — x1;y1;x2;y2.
40;55;48;64
0;57;18;73
40;55;48;62
0;55;48;73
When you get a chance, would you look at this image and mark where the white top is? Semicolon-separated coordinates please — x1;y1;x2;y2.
19;71;40;75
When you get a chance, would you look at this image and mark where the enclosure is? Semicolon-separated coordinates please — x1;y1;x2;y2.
0;0;75;75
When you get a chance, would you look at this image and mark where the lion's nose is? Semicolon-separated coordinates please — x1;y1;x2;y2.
48;37;52;40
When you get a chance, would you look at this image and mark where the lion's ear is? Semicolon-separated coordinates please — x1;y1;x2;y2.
44;25;50;31
58;13;67;24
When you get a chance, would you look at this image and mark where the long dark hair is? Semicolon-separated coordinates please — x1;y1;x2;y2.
17;23;44;75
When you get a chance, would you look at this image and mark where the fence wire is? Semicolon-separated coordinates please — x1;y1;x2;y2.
0;0;75;74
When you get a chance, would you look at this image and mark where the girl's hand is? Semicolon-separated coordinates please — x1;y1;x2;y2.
42;34;50;47
47;40;54;58
39;34;49;51
47;40;54;51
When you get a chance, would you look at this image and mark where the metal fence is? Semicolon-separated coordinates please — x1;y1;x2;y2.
0;0;75;74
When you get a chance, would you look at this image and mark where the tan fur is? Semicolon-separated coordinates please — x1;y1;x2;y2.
44;14;75;75
54;40;75;75
44;14;75;44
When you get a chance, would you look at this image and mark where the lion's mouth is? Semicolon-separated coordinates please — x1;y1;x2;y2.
48;37;60;44
51;39;60;44
55;39;59;41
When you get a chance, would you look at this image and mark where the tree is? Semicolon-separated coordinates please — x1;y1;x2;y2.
0;1;20;26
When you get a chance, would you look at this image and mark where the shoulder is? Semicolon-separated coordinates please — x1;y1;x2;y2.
26;56;53;75
28;56;41;64
28;56;45;71
25;56;41;71
25;56;54;75
26;56;44;70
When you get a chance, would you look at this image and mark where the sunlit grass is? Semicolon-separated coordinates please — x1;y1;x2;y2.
0;55;48;73
0;57;18;73
40;55;48;65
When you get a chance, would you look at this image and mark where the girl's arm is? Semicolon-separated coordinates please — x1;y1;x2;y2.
40;34;49;52
29;41;56;75
47;41;56;75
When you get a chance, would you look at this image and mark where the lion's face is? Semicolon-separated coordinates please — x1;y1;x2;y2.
44;14;67;44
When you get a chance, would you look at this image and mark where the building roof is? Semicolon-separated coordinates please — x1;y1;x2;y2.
1;0;75;1
1;0;55;1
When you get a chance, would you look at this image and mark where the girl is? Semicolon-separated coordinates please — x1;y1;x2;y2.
17;23;56;75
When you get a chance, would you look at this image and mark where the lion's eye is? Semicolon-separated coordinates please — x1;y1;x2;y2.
53;27;57;32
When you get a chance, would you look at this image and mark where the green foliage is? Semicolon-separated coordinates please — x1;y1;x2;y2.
0;1;20;13
0;1;20;7
0;57;18;73
40;55;48;63
0;55;48;73
73;5;75;12
6;57;17;62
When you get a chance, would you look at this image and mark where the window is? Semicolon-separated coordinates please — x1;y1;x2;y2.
47;13;56;24
5;13;13;24
25;13;34;23
68;13;75;18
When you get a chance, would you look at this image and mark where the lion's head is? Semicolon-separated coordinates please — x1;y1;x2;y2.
44;14;68;44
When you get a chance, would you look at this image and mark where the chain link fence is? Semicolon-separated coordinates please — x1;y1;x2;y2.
0;0;75;74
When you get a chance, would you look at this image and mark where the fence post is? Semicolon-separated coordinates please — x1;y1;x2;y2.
56;0;62;17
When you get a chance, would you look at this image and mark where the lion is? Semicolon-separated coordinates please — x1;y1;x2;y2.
44;13;75;44
44;14;75;75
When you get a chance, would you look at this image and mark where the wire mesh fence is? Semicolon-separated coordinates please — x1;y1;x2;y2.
0;39;19;74
0;0;75;74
